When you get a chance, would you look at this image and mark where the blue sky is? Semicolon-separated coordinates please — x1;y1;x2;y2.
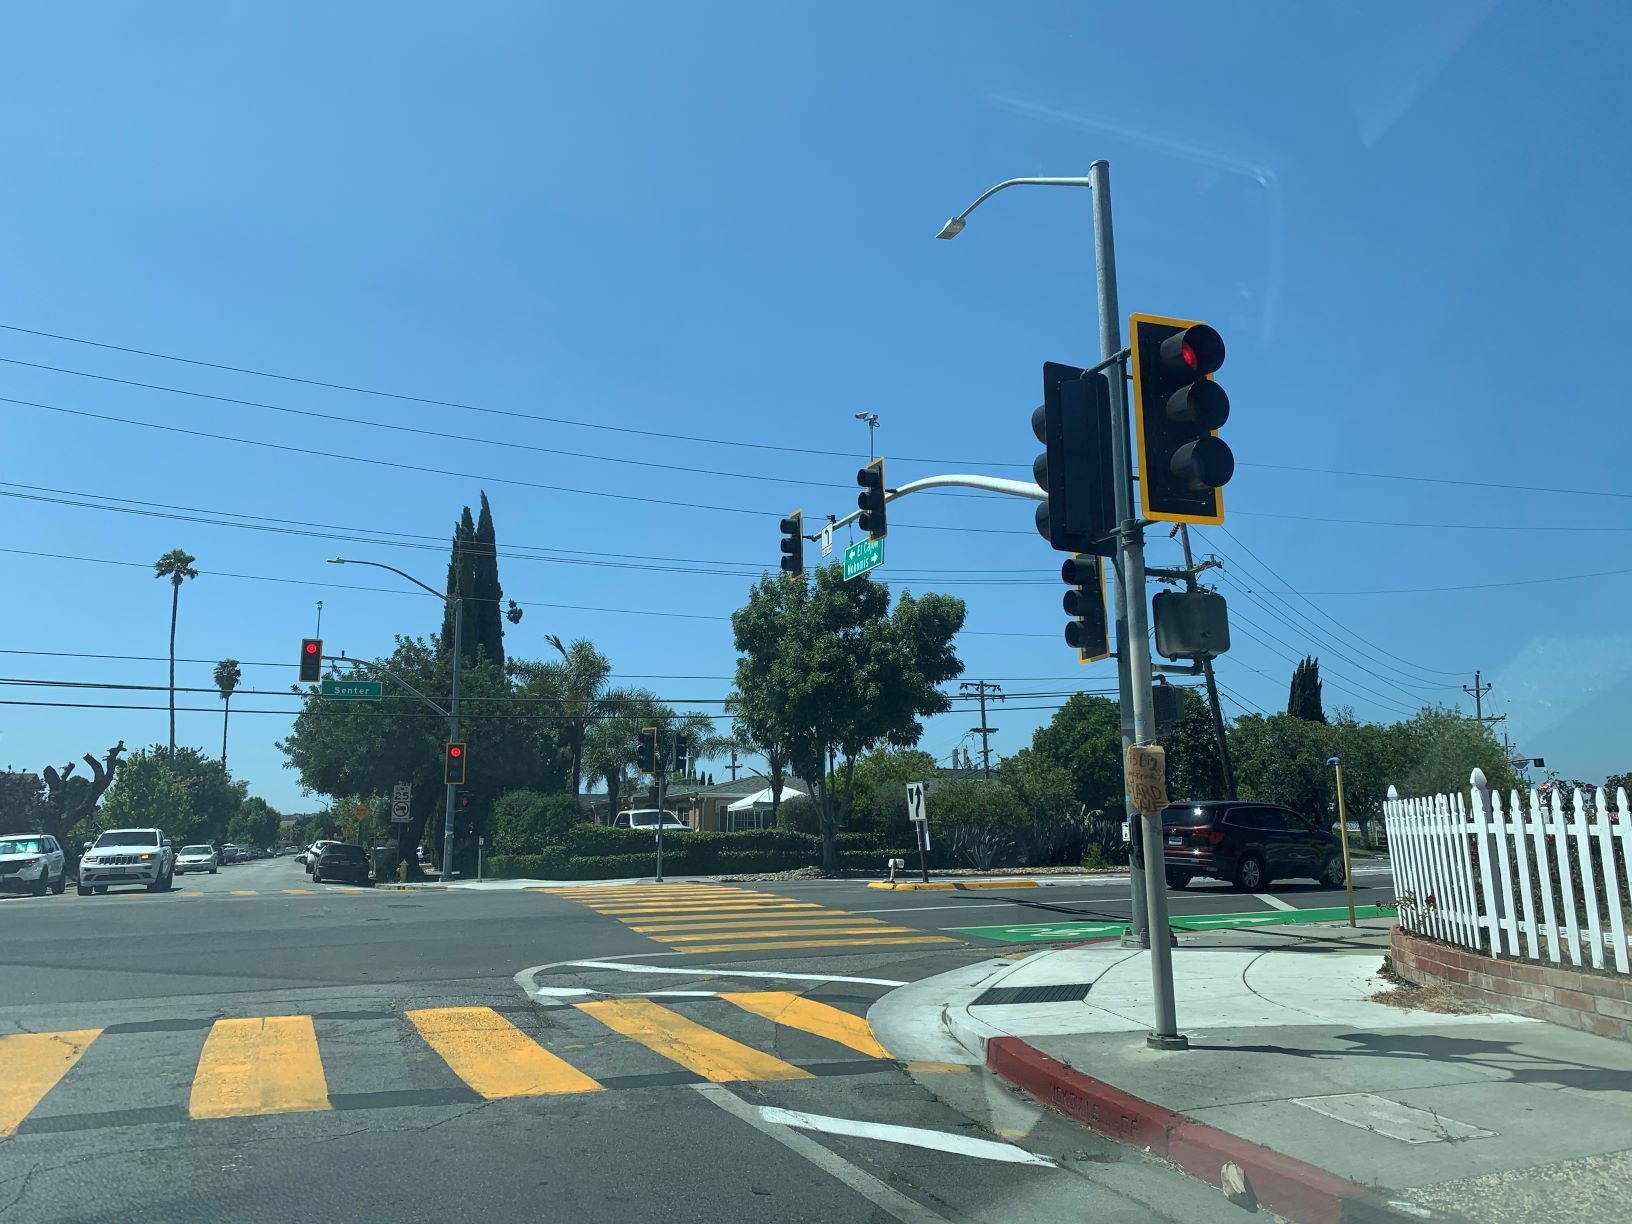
2;1;1627;812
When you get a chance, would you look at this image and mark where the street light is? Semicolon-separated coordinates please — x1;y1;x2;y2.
329;557;463;882
854;411;879;461
937;164;1193;1053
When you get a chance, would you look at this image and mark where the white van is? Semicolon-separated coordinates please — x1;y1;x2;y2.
611;809;690;832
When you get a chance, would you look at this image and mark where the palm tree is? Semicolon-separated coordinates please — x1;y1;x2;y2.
214;658;242;768
544;634;612;797
153;549;199;752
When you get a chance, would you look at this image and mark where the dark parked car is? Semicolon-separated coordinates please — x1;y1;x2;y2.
1160;801;1348;891
311;842;371;885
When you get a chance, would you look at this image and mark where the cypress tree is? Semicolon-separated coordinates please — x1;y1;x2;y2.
1287;656;1327;724
471;492;505;667
440;505;478;665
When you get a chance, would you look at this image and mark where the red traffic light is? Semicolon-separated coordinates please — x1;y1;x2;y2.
304;641;319;655
1160;324;1224;376
448;745;463;759
299;637;323;682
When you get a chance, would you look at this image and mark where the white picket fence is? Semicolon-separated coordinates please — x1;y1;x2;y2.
1384;777;1632;974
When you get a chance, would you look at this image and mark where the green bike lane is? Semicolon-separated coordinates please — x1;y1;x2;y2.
948;903;1394;943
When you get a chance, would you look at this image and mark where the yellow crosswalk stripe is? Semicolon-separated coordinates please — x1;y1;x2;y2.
189;1016;331;1119
284;889;313;895
576;999;812;1082
677;935;958;954
627;914;902;931
406;1007;603;1098
651;926;920;943
0;1029;100;1138
721;992;890;1060
587;903;823;915
230;890;258;896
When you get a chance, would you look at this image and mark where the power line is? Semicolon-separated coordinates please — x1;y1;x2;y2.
1209;525;1468;678
0;322;1023;472
0;545;1055;637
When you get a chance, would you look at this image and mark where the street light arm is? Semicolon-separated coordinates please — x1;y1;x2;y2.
938;176;1094;237
328;557;446;603
822;473;1043;535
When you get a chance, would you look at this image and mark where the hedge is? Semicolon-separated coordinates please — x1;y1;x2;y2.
486;849;567;879
482;827;915;879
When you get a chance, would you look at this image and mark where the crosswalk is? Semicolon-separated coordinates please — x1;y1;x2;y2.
531;883;959;954
0;992;894;1139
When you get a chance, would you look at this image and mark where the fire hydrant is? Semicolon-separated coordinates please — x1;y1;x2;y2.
397;859;408;884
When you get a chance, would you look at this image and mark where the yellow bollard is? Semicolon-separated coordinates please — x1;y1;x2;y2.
397;859;408;884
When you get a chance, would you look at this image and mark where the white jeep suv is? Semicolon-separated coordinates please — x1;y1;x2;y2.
77;828;175;895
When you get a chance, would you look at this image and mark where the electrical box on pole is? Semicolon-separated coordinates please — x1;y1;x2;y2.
856;458;888;540
1034;363;1118;557
1062;554;1111;662
299;638;323;683
778;510;804;577
1152;590;1232;660
1129;314;1234;525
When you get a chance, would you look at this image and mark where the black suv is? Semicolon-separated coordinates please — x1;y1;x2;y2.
1160;801;1347;891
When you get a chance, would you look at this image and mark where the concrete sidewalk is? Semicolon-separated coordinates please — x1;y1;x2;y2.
871;921;1632;1224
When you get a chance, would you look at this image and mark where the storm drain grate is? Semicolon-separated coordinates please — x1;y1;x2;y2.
972;982;1092;1007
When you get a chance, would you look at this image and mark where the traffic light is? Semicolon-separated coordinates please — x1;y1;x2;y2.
779;510;804;577
1034;363;1118;557
443;742;467;786
637;726;658;774
299;638;322;683
1129;314;1233;525
674;733;690;779
1062;554;1110;663
856;458;887;540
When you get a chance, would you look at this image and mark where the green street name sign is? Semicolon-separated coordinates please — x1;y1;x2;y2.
320;679;383;700
843;536;884;581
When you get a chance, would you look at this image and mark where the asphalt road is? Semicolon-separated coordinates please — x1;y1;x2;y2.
0;856;1393;1224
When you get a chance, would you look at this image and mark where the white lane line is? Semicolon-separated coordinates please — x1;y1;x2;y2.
1255;893;1298;912
755;1104;1055;1166
562;960;907;986
694;1086;953;1224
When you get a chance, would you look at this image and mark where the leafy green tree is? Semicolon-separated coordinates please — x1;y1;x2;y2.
153;548;198;752
1165;687;1227;802
214;659;241;768
540;635;613;797
96;750;193;840
145;746;246;844
440;506;478;664
493;790;583;855
583;688;658;820
1395;707;1519;797
731;565;965;870
848;748;938;842
999;746;1093;865
1228;712;1333;817
0;771;49;833
1028;693;1126;819
229;795;281;850
724;692;793;822
471;492;509;667
1287;656;1327;724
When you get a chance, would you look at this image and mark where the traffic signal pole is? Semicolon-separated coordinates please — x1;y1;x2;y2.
442;596;463;882
1089;160;1185;1048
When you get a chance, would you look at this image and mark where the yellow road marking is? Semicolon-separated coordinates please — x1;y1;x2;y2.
0;1029;100;1137
284;889;313;895
652;926;919;943
720;992;890;1059
406;1007;602;1098
675;935;959;954
230;890;258;896
905;1060;974;1074
177;890;204;897
626;915;897;931
532;888;756;898
587;903;824;915
575;999;811;1082
189;1016;331;1119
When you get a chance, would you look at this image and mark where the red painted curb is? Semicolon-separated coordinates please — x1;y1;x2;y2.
986;1036;1428;1224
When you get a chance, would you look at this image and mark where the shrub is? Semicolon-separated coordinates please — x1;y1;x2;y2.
564;851;682;879
712;849;817;873
486;848;568;879
564;824;659;856
776;795;821;835
493;791;585;856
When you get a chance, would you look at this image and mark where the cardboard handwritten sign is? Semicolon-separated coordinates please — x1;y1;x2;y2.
1125;745;1169;815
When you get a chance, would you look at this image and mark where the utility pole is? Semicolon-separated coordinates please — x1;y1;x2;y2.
1177;526;1236;799
959;681;1003;778
1090;159;1185;1048
728;745;739;782
1463;670;1505;725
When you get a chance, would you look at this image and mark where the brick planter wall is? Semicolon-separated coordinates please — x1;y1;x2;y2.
1390;926;1632;1040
